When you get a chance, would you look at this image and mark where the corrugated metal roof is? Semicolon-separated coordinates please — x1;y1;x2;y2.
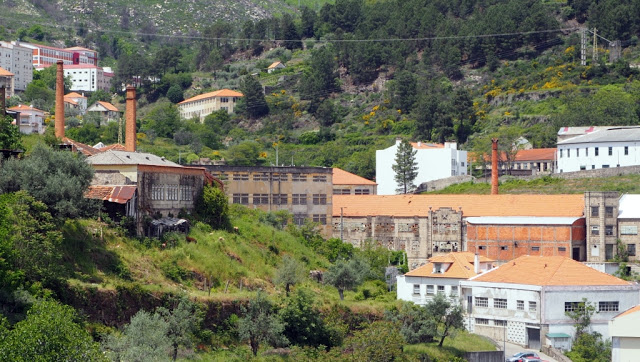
85;185;136;204
87;150;180;167
558;127;640;145
466;216;581;225
619;194;640;219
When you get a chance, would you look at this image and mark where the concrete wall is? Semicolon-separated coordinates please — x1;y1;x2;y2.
333;184;377;195
558;142;640;173
612;337;640;362
415;175;474;193
464;351;504;362
397;275;461;306
618;219;640;262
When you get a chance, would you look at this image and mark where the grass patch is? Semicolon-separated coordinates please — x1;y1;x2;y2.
404;331;496;360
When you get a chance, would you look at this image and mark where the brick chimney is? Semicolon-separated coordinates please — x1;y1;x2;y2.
55;60;65;139
125;85;136;152
491;138;499;195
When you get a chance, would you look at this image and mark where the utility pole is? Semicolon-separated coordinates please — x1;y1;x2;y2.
340;207;344;241
592;28;598;64
580;28;587;66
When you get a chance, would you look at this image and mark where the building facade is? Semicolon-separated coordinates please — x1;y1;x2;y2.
610;305;640;362
8;104;45;134
178;89;243;122
618;194;640;262
0;41;33;91
376;139;468;195
87;101;120;122
0;67;14;97
18;42;98;67
585;191;620;262
64;92;88;114
60;65;112;92
557;127;640;173
461;256;639;351
332;168;377;195
205;165;333;237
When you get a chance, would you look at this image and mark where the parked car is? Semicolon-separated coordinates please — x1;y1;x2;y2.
506;352;540;362
522;357;543;362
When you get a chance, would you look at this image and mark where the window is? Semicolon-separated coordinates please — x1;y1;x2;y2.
151;185;164;200
312;175;327;182
621;225;638;235
437;285;445;294
591;206;599;217
576;148;579;157
559;149;563;158
494;298;507;309
451;286;458;296
603;164;610;168
628;244;636;256
625;146;629;155
334;189;350;195
586;147;589;156
580;165;586;171
253;174;269;181
291;174;307;182
166;185;179;201
272;194;288;205
413;284;420;295
233;173;249;181
475;318;489;325
558;247;567;252
565;302;583;312
478;246;486;250
313;194;327;205
606;206;614;218
221;97;229;103
495;320;507;327
292;194;307;205
609;147;613;156
591;226;600;235
605;225;614;236
253;194;268;204
500;246;508;251
354;189;370;195
595;147;599;156
293;213;306;226
180;186;193;201
312;214;327;225
517;300;524;310
567;149;570;158
529;301;537;312
599;301;619;312
232;193;249;205
273;174;288;181
475;297;488;307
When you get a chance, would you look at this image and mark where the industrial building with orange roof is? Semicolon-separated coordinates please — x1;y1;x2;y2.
332;168;377;195
177;89;243;122
460;255;639;351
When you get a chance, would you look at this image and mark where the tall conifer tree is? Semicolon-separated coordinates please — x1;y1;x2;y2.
392;139;418;194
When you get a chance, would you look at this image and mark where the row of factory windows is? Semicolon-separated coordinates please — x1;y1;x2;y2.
213;173;328;183
232;193;328;205
475;297;537;312
150;185;194;201
333;188;371;195
559;146;630;158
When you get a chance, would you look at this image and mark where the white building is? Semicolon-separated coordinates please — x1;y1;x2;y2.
557;127;640;173
397;252;494;306
87;101;120;122
376;138;468;195
610;305;640;362
178;89;243;122
0;41;33;91
8;104;45;134
267;61;285;73
17;42;98;68
49;64;113;92
461;255;639;351
64;92;88;114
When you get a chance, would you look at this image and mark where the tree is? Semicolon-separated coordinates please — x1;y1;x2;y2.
566;331;611;362
0;299;103;361
274;256;305;295
102;310;171;362
87;89;112;106
0;115;22;150
239;75;269;119
279;289;333;347
238;291;287;356
392;139;418;194
389;70;417;113
346;321;405;362
153;46;182;75
299;45;339;104
385;301;435;343
0;144;96;219
194;184;230;230
166;84;184;103
424;293;465;347
156;297;203;361
324;258;368;300
142;101;181;138
565;298;597;336
226;141;262;166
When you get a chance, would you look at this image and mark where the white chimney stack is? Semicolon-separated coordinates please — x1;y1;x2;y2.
474;253;480;274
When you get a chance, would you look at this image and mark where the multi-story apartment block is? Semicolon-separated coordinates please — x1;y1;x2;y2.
60;65;112;92
205;166;333;237
0;41;33;91
17;42;98;67
178;89;243;122
585;191;620;262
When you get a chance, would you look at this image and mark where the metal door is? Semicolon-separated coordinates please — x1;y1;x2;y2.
527;328;541;350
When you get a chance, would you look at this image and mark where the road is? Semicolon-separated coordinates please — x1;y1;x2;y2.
500;340;559;362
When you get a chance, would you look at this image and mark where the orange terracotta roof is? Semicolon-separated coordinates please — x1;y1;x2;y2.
406;252;494;279
0;66;14;76
333;168;376;186
178;89;244;104
65;92;86;99
100;144;126;152
471;255;631;286
8;104;44;113
411;142;444;149
615;305;640;319
469;148;556;163
268;61;283;69
333;194;585;218
64;97;78;105
62;137;102;157
96;101;119;112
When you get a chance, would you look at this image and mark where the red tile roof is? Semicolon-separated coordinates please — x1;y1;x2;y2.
179;89;243;104
0;66;14;77
469;148;556;163
471;255;631;286
411;142;444;149
95;101;119;112
62;137;102;157
268;61;284;69
333;168;376;186
8;104;44;113
615;304;640;319
65;92;86;99
406;252;494;279
64;98;78;105
100;144;126;152
333;194;585;218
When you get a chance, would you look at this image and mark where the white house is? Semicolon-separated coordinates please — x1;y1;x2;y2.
267;61;285;73
376;138;468;195
64;92;88;114
8;104;45;134
178;89;243;122
610;305;640;362
557;126;640;173
397;252;494;306
460;255;640;351
87;101;120;122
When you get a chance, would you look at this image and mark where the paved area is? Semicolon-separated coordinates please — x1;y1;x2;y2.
500;340;558;362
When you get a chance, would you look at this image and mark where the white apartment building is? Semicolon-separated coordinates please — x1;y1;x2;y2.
376;138;468;195
461;255;639;351
61;65;112;92
17;42;98;67
8;104;45;134
557;127;640;173
0;41;33;91
178;89;243;122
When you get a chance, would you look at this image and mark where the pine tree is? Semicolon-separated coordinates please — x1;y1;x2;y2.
392;139;418;194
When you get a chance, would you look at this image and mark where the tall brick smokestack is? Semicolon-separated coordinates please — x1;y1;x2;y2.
125;85;136;152
55;60;65;139
491;138;499;195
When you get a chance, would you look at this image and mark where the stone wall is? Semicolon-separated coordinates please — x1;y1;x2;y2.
510;164;640;181
415;175;474;193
